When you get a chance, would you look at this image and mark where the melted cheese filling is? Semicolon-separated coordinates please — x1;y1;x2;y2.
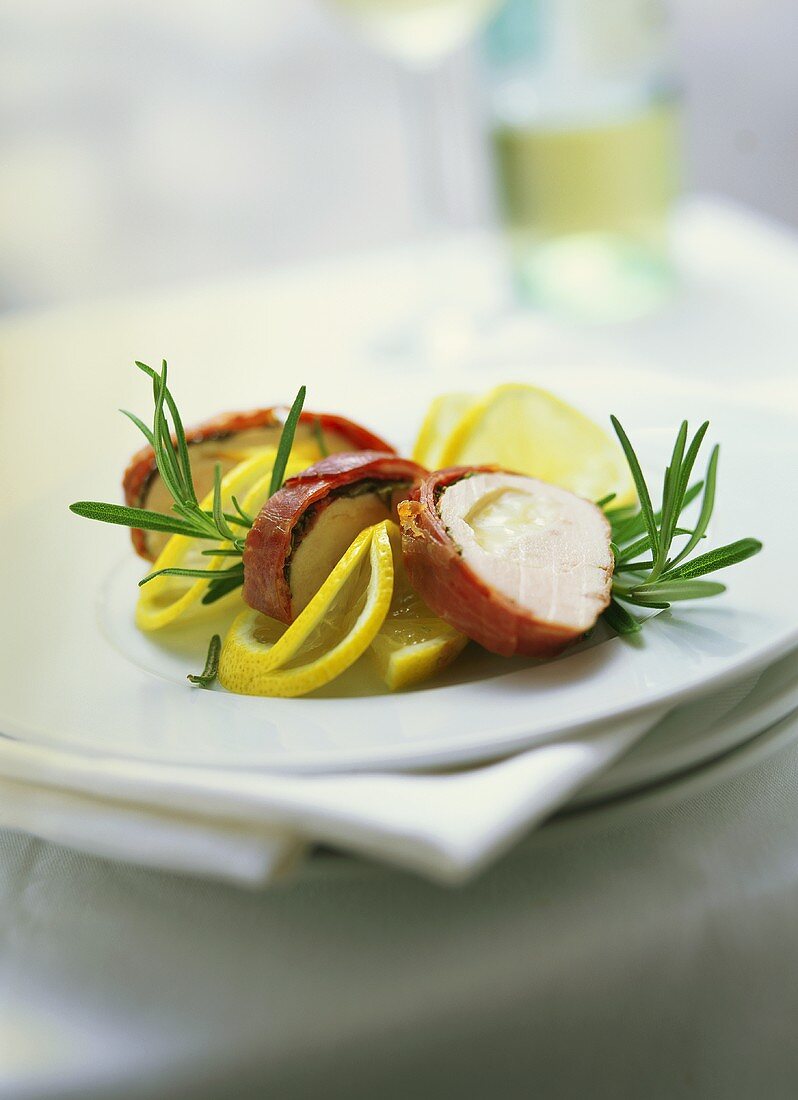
465;488;562;553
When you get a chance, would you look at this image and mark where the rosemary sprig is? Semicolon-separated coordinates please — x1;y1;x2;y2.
604;417;762;635
187;634;221;687
69;361;306;604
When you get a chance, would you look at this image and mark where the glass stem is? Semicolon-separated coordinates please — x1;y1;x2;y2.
399;59;471;232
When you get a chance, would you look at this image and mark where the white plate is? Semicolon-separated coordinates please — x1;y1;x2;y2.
573;644;798;806
3;378;797;773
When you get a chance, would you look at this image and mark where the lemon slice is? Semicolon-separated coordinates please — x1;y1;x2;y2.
412;392;475;469
218;521;394;697
201;442;319;467
436;382;634;506
135;450;305;632
371;526;468;691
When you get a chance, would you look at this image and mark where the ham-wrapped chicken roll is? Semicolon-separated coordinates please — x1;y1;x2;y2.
398;466;613;658
124;408;395;559
244;451;427;623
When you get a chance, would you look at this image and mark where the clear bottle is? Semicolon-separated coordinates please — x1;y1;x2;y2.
483;0;680;321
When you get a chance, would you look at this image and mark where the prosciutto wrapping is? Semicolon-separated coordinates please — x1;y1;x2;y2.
398;466;613;658
243;451;427;623
123;407;394;559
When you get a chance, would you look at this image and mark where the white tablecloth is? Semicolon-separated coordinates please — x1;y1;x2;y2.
2;197;798;1098
3;711;798;1100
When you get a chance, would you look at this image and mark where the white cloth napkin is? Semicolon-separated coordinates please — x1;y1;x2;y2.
0;711;657;886
1;649;796;887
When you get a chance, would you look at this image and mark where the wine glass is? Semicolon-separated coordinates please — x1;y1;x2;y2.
325;0;504;367
328;0;501;67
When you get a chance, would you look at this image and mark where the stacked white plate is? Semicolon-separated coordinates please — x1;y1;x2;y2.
2;366;797;884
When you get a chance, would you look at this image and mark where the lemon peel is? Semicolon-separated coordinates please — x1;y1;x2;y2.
218;521;394;697
434;382;634;507
371;525;468;691
135;450;307;631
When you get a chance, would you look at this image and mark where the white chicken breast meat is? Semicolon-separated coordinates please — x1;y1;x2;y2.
399;466;614;657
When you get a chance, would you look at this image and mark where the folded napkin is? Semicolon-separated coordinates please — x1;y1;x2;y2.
0;712;658;886
1;650;796;886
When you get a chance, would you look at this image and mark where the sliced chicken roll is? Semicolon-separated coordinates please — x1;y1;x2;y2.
123;408;395;559
243;452;427;623
398;466;613;658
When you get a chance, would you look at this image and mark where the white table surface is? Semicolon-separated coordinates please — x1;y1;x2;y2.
2;196;798;1098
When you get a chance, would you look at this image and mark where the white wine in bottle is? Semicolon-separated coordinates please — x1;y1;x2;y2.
484;0;680;321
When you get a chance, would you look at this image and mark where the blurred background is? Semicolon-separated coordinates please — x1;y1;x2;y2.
1;0;796;315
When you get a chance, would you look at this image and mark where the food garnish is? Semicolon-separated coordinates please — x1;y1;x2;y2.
604;417;762;634
415;382;636;508
123;373;394;560
412;392;474;469
134;450;305;631
69;364;762;697
220;520;465;695
219;522;395;697
73;363;309;610
188;634;221;688
371;524;468;690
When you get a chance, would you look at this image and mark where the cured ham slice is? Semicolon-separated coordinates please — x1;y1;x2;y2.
243;452;426;623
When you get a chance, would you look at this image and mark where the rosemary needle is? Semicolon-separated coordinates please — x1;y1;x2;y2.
269;385;306;497
187;634;221;688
